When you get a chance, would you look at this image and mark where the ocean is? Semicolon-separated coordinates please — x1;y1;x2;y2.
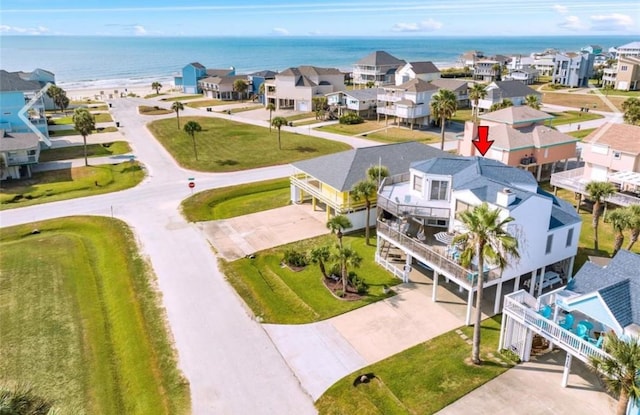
1;35;636;90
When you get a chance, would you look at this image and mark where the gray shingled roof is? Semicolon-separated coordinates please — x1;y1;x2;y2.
292;142;447;191
329;88;378;101
356;51;405;67
250;70;278;78
488;81;540;99
405;61;440;74
189;62;205;69
391;78;439;93
0;132;40;151
0;70;42;92
481;106;554;125
570;250;640;328
206;68;234;77
430;78;468;93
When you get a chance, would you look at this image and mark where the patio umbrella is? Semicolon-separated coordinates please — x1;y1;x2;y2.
434;231;455;245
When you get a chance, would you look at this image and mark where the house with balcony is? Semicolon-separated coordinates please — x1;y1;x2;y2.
0;130;41;180
532;53;556;76
0;69;51;147
500;250;640;414
602;55;640;91
475;80;541;113
289;142;447;227
551;52;594;88
173;62;236;94
198;75;249;101
263;66;345;111
395;61;440;84
376;156;581;325
325;88;378;118
473;59;501;82
458;50;485;68
352;51;405;87
376;78;439;128
458;106;578;181
248;70;277;103
551;123;640;207
430;78;470;108
612;41;640;59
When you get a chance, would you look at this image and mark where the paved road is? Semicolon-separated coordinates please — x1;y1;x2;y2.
2;97;318;415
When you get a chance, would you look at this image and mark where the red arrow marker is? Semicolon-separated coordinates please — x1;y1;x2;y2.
473;125;494;156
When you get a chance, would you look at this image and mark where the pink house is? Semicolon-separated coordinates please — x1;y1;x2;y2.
458;106;578;180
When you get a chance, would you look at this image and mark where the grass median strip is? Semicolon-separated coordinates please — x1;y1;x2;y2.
148;116;351;172
221;232;398;324
181;178;290;221
0;216;190;414
0;162;144;210
315;316;516;414
39;141;131;162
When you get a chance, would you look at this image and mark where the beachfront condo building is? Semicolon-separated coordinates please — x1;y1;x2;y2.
376;78;439;129
611;41;640;59
263;66;345;111
375;156;581;325
550;123;640;207
551;52;594;88
458;106;578;181
352;51;405;87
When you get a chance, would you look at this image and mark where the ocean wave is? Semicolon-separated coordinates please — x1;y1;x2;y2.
58;75;175;91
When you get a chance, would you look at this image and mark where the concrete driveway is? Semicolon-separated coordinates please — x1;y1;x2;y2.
199;204;329;260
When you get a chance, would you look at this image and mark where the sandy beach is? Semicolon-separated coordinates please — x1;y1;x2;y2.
67;84;181;101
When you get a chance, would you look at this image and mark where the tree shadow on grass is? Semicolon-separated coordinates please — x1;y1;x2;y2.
216;159;239;166
293;146;318;153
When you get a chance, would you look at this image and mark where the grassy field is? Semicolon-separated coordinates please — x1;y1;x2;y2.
451;109;473;123
364;127;440;144
221;232;399;324
0;217;190;414
548;110;603;126
542;92;627;112
0;162;144;210
181;178;290;222
225;105;263;114
48;126;119;137
147;116;351;172
316;120;388;136
139;105;173;115
39;141;131;162
589;89;640;98
186;99;244;108
144;93;167;99
51;112;114;124
160;95;203;102
567;128;596;140
316;316;516;414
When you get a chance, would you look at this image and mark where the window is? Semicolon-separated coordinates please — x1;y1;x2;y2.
430;180;449;201
455;200;472;215
613;151;621;160
621;65;628;71
566;228;574;247
412;175;423;192
546;234;553;254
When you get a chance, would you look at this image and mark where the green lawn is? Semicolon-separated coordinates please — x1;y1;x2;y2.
451;109;473;124
567;128;596;140
181;178;290;222
0;217;190;414
282;112;316;122
147;116;352;172
39;141;131;162
364;127;440;144
51;112;114;125
144;93;167;99
139;105;173;115
548;111;603;127
186;99;243;108
0;162;144;210
48;126;118;137
160;95;203;102
316;120;386;136
221;232;399;324
316;316;516;414
589;89;640;98
225;105;263;114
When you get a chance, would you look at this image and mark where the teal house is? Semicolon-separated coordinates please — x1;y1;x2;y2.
174;62;235;94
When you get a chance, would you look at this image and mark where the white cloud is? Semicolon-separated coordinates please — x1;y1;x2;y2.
558;15;586;31
392;18;443;32
552;4;569;14
133;25;147;35
590;13;635;31
0;24;49;34
271;27;289;35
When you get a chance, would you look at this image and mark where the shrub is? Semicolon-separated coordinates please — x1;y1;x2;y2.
283;249;308;268
339;112;363;125
348;271;368;294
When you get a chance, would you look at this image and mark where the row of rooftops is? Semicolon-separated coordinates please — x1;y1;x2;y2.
0;69;52;92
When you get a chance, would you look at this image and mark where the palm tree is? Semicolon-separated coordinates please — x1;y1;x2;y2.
171;101;184;129
233;79;249;102
607;209;632;256
468;83;487;121
46;85;64;113
330;245;362;293
183;120;202;161
491;63;503;81
367;165;389;188
622;97;640;125
326;215;352;250
151;81;162;95
308;245;331;279
430;89;458;150
271;116;288;150
585;181;616;250
0;383;56;415
350;179;377;245
589;334;640;415
525;94;541;110
453;202;519;365
72;107;95;166
626;204;640;251
266;102;276;131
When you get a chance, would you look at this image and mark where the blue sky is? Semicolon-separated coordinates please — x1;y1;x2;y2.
1;0;638;37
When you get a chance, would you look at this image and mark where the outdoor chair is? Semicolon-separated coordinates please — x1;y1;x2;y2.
588;335;605;348
574;323;590;340
538;305;552;319
559;313;574;331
